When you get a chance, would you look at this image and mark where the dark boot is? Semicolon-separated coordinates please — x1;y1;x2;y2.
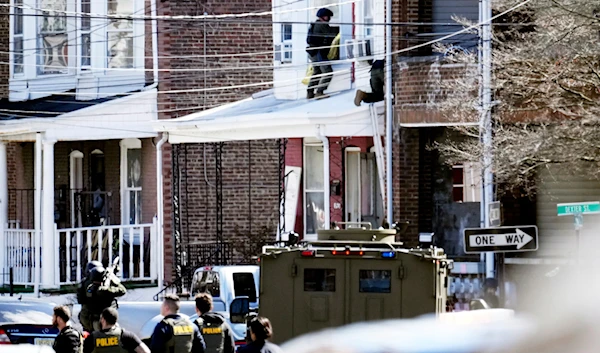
307;90;315;99
315;91;329;100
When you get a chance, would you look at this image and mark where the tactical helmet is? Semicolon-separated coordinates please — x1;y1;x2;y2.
85;261;103;276
316;8;333;18
90;266;106;283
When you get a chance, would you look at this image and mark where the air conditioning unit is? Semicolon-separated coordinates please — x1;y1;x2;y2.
345;38;373;60
274;42;293;64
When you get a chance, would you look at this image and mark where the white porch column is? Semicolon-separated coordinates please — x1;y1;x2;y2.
41;138;56;288
0;142;7;286
34;134;43;296
316;126;330;230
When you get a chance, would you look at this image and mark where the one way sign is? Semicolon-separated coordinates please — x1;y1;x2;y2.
463;226;538;254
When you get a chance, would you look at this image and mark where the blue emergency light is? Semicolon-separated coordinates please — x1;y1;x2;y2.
381;251;396;258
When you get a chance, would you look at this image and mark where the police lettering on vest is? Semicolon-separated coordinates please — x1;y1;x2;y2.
164;317;195;353
92;326;127;353
195;317;226;353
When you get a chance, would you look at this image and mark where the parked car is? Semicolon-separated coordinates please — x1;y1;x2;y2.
0;297;59;346
190;265;260;311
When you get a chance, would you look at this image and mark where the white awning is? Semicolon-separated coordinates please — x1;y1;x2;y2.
0;89;158;142
156;90;385;144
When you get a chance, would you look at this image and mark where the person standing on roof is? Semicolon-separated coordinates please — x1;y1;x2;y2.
193;293;235;353
306;8;336;100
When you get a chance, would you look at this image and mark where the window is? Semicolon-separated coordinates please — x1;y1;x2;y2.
107;0;134;68
363;0;373;37
345;148;382;228
120;139;142;226
233;273;257;302
280;24;293;63
192;271;221;297
304;143;325;238
452;165;464;202
12;0;24;75
304;269;336;292
38;0;69;74
10;0;143;80
452;163;482;203
80;0;91;69
359;270;391;293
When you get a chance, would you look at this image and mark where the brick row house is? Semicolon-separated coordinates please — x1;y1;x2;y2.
0;0;163;289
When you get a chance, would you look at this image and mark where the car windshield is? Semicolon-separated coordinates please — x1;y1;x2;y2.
0;302;54;324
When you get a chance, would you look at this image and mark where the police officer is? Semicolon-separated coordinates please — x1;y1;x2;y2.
82;265;127;332
306;8;336;99
78;261;103;332
52;305;83;353
237;317;282;353
193;293;235;353
83;307;149;353
150;294;205;353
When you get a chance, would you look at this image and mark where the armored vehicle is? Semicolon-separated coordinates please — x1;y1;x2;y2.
258;223;452;343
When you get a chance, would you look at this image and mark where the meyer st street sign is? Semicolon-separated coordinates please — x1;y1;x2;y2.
463;226;538;254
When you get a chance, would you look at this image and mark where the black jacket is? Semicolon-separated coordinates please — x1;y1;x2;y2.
237;341;283;353
194;312;235;353
307;20;336;57
53;326;82;353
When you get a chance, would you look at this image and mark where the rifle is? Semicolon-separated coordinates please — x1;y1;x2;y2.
102;256;122;288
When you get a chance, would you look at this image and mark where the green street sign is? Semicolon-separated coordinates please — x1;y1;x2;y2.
557;202;600;216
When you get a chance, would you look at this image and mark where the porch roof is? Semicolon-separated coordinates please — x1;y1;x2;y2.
156;89;385;144
0;89;158;142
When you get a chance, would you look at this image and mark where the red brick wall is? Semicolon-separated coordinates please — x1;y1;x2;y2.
285;138;303;236
0;0;8;99
158;0;275;279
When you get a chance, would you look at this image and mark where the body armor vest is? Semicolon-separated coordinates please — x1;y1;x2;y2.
164;316;195;353
91;326;127;353
195;317;226;353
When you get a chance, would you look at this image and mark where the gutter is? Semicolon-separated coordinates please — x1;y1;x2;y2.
156;133;168;288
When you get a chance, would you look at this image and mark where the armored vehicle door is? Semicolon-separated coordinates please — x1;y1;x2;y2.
292;257;346;336
348;259;402;323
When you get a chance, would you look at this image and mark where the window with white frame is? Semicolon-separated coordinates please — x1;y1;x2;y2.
38;0;69;74
452;163;481;203
345;148;382;228
280;23;293;63
10;0;143;79
107;0;134;68
304;143;325;239
121;139;142;226
363;0;374;37
12;0;24;75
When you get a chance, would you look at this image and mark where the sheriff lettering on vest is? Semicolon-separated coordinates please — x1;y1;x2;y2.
83;307;150;353
151;294;206;353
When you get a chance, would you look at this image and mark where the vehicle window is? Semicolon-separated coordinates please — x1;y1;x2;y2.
359;270;391;293
233;272;257;302
0;302;54;324
304;269;336;292
194;271;221;297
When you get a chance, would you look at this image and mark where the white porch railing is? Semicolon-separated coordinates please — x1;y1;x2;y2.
3;228;37;285
3;219;159;288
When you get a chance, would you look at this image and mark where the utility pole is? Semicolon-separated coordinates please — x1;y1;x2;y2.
385;0;393;229
480;0;495;279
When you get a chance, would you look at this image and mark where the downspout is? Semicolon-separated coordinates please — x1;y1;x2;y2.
156;133;168;288
385;0;393;228
316;125;330;230
142;0;159;91
34;133;42;297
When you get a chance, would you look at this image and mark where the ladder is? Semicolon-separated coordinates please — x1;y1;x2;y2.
369;104;387;220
